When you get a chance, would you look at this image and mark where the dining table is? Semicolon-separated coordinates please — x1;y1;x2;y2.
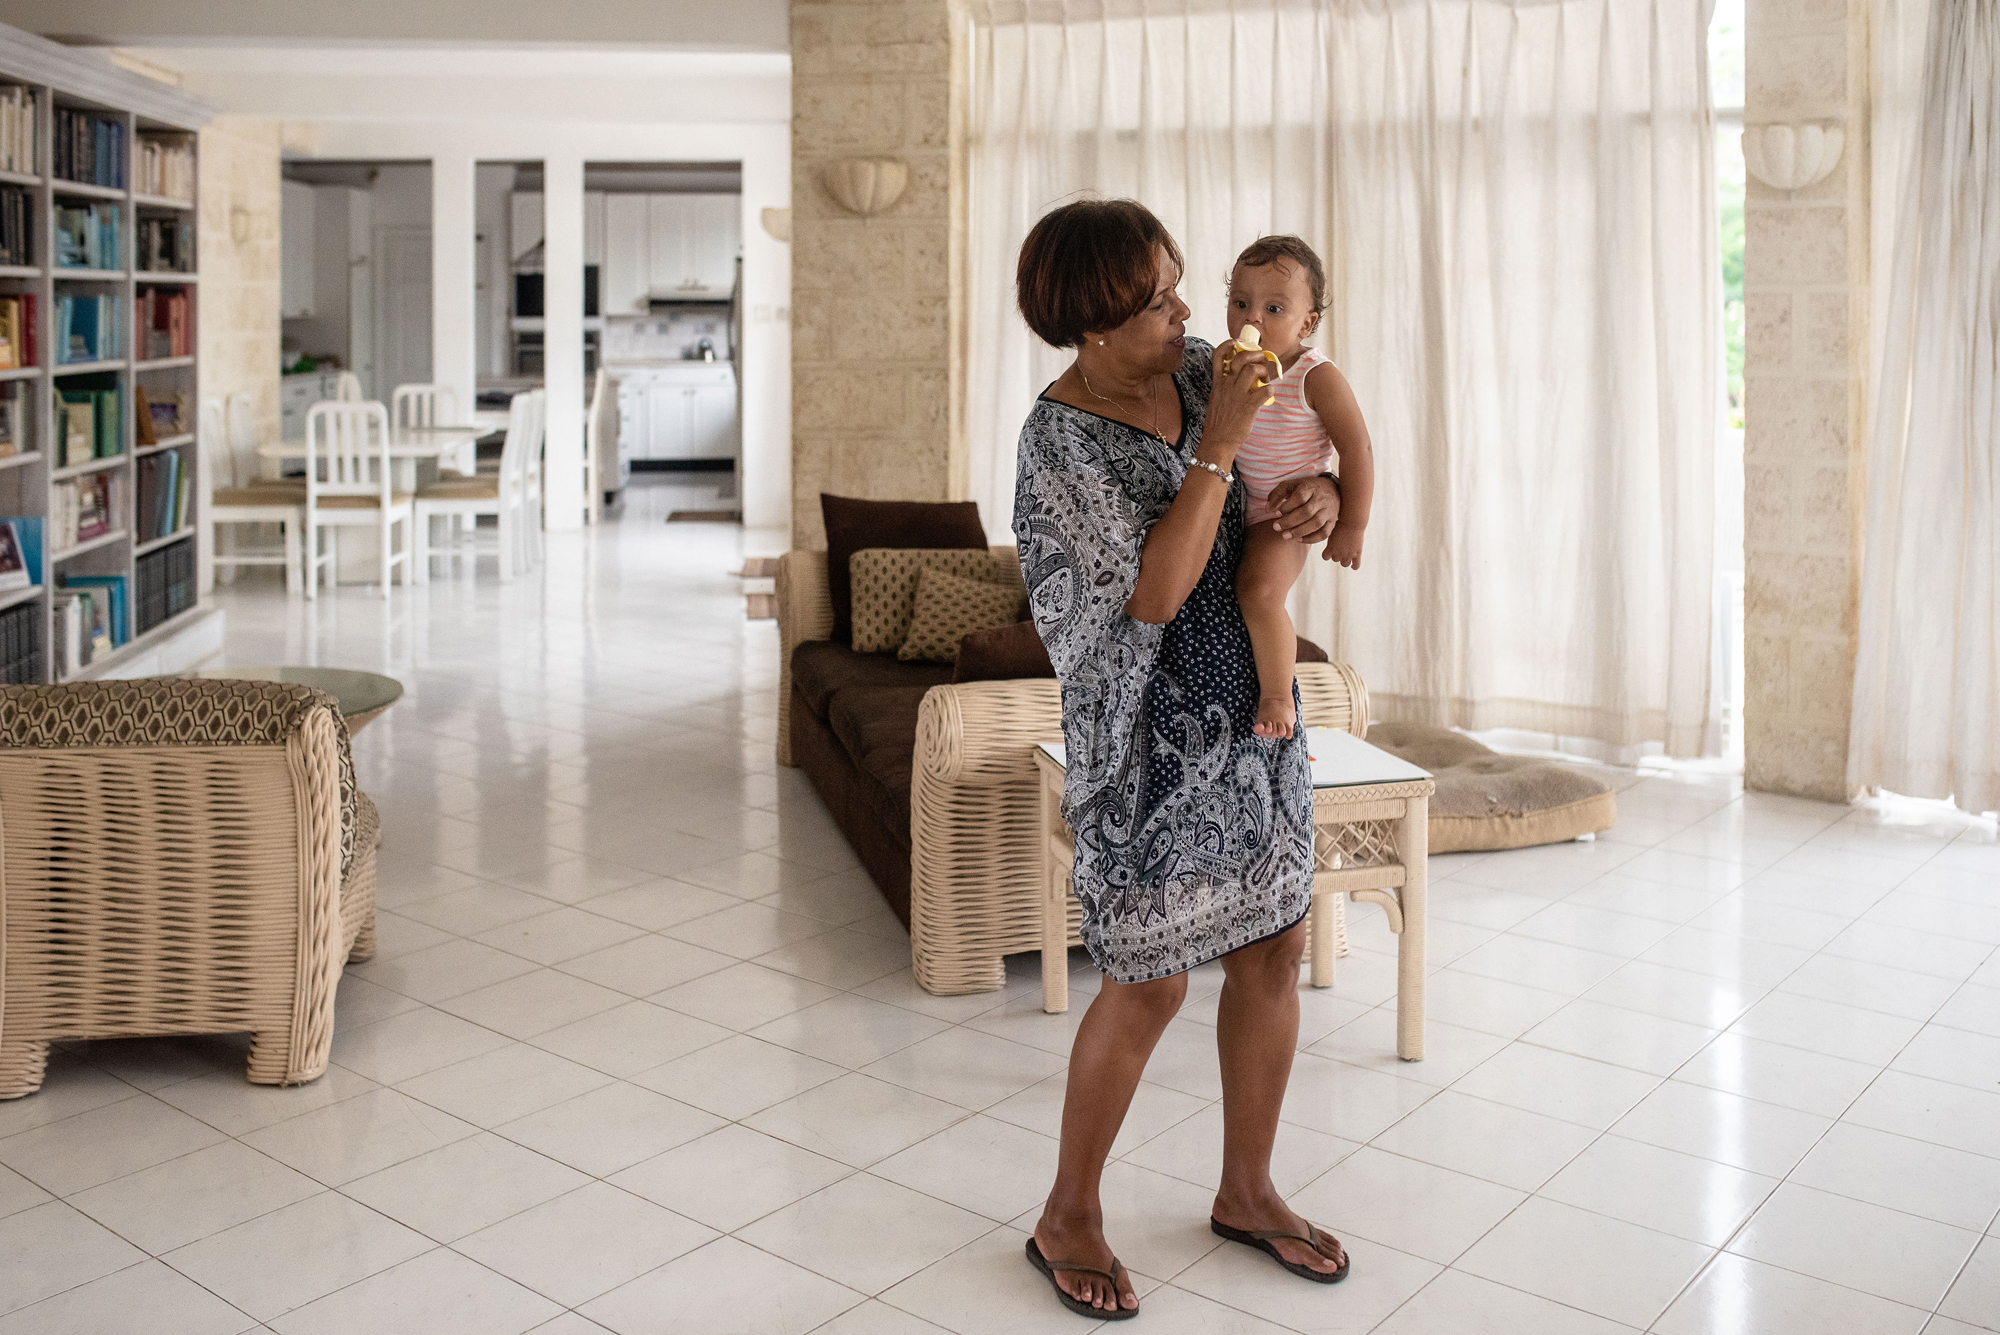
256;422;495;586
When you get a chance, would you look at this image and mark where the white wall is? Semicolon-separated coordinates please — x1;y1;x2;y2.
298;120;791;533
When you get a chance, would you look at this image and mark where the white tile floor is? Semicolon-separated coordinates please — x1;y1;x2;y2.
4;478;1999;1334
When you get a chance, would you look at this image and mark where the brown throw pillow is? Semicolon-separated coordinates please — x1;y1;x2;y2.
821;495;987;644
850;548;1021;654
953;619;1057;682
1296;635;1329;663
898;567;1026;663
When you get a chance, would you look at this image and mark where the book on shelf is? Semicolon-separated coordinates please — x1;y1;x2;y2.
54;202;120;270
52;470;120;550
55;293;122;364
0;182;30;266
0;294;34;370
137;217;194;272
51;591;82;675
53;587;111;665
0;380;24;456
0;516;43;584
0;598;40;684
54;109;123;189
0;85;36;176
136;448;189;542
59;386;121;460
0;517;28;591
136;135;194;202
65;574;129;648
138;287;193;359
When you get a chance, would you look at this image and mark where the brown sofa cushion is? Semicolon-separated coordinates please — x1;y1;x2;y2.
791;640;956;722
899;568;1026;663
1367;721;1618;853
850;547;1019;653
950;626;1330;683
822;494;987;644
826;684;931;841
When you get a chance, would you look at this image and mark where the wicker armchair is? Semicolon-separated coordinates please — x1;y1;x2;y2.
0;680;381;1099
778;547;1369;995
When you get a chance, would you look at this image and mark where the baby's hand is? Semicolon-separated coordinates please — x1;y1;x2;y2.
1325;524;1364;570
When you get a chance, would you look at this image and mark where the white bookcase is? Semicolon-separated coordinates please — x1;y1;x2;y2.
0;23;214;683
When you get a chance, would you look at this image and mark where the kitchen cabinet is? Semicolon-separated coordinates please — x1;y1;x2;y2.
510;192;542;266
281;180;317;318
642;194;739;302
616;365;737;461
278;371;346;447
603;195;649;316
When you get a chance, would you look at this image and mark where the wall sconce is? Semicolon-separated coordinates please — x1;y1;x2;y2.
1742;123;1844;194
229;205;251;244
761;207;792;243
821;158;908;217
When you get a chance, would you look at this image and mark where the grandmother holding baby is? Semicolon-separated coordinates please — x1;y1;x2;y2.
1014;199;1375;1319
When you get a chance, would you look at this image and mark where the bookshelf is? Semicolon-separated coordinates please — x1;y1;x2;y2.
0;28;212;683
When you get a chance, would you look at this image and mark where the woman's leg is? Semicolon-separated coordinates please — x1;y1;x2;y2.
1237;525;1313;739
1212;920;1347;1273
1035;970;1189;1313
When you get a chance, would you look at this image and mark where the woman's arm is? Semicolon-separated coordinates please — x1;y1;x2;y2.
1303;362;1373;568
1125;345;1274;624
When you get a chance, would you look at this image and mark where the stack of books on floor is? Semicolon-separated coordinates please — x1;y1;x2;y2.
52;471;119;551
136;449;191;542
137;217;193;272
57;385;121;465
137;287;191;358
54;293;121;364
53;109;123;188
54;201;120;270
135;135;194;201
136;536;194;635
0;293;34;369
0;85;36;175
0;183;30;265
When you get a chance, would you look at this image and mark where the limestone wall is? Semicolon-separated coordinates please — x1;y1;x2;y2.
197;115;284;455
789;0;953;547
1742;0;1871;800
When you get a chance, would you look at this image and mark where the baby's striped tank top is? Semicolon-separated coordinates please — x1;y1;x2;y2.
1236;344;1335;525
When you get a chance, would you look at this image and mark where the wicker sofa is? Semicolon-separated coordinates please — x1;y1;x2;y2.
0;679;381;1099
778;547;1368;995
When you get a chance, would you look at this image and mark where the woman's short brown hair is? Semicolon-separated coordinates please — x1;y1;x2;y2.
1232;234;1329;314
1016;199;1184;348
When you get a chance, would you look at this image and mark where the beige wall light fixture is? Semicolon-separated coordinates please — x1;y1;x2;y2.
821;158;908;217
1742;123;1844;194
761;206;792;243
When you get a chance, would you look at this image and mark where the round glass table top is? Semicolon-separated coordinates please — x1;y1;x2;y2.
193;666;404;726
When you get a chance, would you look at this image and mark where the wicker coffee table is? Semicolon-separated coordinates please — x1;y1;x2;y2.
193;666;404;733
1034;727;1436;1059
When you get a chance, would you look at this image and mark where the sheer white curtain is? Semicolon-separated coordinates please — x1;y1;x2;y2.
1850;0;2000;811
963;0;1720;755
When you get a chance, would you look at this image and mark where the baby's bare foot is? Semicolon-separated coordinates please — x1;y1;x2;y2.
1253;695;1295;739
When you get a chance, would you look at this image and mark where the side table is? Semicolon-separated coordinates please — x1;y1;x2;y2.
1035;728;1436;1060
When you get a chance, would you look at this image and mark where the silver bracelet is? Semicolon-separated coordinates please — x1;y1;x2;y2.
1186;457;1235;486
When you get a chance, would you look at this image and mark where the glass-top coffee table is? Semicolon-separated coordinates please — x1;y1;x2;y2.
192;666;404;732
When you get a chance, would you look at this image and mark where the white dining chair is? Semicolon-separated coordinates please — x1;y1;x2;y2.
303;400;412;600
413;388;541;584
393;383;476;476
585;368;615;524
519;390;545;570
204;397;304;593
334;372;363;402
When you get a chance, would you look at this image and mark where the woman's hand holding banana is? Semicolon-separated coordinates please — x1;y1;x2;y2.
1221;324;1280;406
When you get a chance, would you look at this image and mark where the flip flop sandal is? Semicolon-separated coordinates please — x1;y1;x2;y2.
1209;1217;1350;1284
1025;1236;1138;1321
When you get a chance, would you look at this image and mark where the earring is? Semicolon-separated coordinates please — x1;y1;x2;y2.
1097;340;1105;346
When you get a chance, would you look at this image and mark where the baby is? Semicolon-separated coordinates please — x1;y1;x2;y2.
1225;235;1375;740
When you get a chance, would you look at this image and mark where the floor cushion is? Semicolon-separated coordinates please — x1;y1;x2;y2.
1366;721;1618;853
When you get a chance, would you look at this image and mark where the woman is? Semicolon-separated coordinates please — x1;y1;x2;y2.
1013;199;1349;1320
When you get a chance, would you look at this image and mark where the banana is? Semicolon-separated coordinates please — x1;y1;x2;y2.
1226;324;1280;404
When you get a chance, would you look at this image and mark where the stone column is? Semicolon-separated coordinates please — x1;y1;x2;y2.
1741;0;1871;801
789;0;953;548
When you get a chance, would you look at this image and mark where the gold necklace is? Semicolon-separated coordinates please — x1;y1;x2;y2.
1080;370;1169;446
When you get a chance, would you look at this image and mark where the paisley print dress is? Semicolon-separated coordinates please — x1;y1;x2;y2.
1013;338;1315;983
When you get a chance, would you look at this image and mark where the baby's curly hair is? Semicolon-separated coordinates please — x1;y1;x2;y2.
1230;234;1329;315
